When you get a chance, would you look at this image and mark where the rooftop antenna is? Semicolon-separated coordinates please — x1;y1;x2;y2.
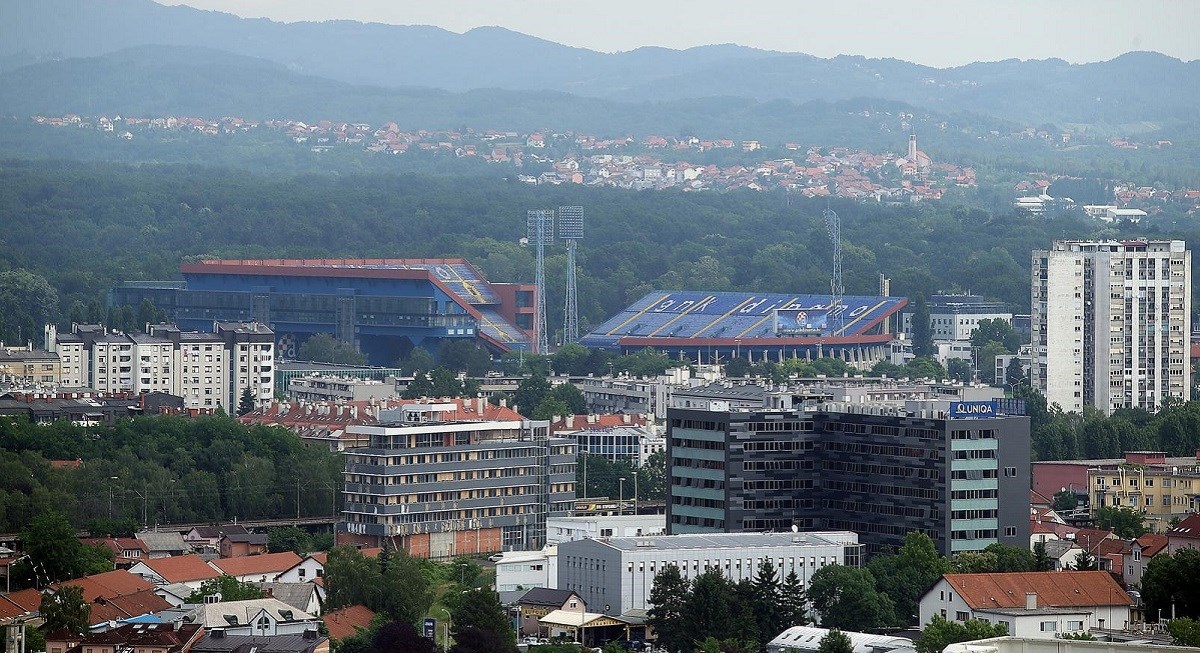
558;206;584;346
823;205;845;333
527;209;554;355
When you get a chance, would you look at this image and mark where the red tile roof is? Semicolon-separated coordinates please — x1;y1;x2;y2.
140;554;222;583
943;571;1131;609
1135;533;1169;557
1167;514;1200;539
322;604;376;640
59;569;155;600
209;551;302;579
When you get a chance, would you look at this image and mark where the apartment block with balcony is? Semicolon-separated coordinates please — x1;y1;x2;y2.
1031;240;1190;415
1087;451;1200;532
338;402;575;558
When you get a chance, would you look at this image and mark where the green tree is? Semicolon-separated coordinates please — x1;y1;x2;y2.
1033;541;1052;571
648;564;691;653
514;373;552;418
324;546;381;611
1094;506;1147;539
867;532;950;626
905;357;946;380
267;526;314;554
364;621;436;653
779;570;808;628
970;318;1021;352
22;511;112;584
39;585;89;635
982;543;1036;572
1051;490;1078;512
439;339;493;376
949;551;1000;574
298;333;367;366
807;565;894;631
1005;358;1026;388
817;629;854;653
451;588;516;653
916;615;1008;653
550;382;587;415
186;574;265;603
1142;548;1200;621
533;397;570;421
946;358;972;383
1073;549;1097;571
975;341;1009;385
237;387;255;416
910;294;933;358
0;269;58;347
399;347;436;374
1167;617;1200;647
685;568;735;644
377;548;434;625
752;560;783;642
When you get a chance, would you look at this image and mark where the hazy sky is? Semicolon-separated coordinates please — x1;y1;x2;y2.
159;0;1199;68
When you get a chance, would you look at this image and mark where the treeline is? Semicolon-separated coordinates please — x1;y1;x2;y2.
1018;386;1200;460
1;159;1159;348
0;414;342;533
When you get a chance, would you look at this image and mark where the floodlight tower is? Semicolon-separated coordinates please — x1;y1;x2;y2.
823;207;844;333
558;206;584;345
527;209;554;354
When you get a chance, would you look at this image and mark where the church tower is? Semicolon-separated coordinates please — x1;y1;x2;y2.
908;132;917;160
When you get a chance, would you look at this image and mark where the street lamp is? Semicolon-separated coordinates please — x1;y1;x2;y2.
459;562;469;586
439;606;453;652
618;477;626;516
633;472;639;516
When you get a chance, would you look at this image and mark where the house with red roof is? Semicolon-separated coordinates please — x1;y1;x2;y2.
1126;533;1169;586
919;571;1132;637
80;538;149;568
209;551;302;583
128;554;221;590
1166;513;1200;554
322;605;376;641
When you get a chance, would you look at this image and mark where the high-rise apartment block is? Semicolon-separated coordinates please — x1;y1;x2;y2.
46;322;274;411
666;399;1031;556
339;401;576;557
1031;240;1190;414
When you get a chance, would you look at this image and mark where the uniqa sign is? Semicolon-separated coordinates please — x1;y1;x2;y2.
950;401;996;418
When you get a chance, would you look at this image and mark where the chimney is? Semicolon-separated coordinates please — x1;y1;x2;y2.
266;587;274;598
476;396;485;414
1025;592;1038;610
566;415;575;429
622;414;631;424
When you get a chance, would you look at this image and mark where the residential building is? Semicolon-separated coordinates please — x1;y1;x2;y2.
257;583;324;616
946;638;1198;653
45;322;275;411
189;632;328;653
185;598;323;636
1086;451;1200;531
210;552;303;583
45;622;202;653
919;571;1133;636
135;530;190;559
1166;513;1200;554
184;525;252;552
517;588;585;636
1125;533;1168;587
1031;240;1191;415
79;537;148;568
546;515;666;545
557;531;861;618
338;401;576;557
128;554;221;590
666;397;1031;555
321;605;376;643
287;375;397;402
0;345;61;385
219;532;269;558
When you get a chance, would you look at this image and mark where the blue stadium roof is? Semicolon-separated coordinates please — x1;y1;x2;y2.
581;291;906;351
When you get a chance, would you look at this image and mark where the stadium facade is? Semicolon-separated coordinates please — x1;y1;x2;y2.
112;259;536;365
581;291;906;365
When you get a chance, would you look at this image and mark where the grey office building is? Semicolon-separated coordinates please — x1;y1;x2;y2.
666;401;1030;556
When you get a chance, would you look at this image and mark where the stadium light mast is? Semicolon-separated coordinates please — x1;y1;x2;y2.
558;206;584;346
823;207;844;333
527;209;554;355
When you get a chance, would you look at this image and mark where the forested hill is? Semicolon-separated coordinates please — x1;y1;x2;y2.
2;0;1197;125
0;46;1014;151
0;159;1167;336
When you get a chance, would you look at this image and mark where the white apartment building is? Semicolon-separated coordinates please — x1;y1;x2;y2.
1031;240;1190;415
45;322;274;411
557;531;860;617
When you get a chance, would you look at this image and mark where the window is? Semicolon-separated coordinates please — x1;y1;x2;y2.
1005;526;1017;537
1040;621;1057;632
1067;621;1084;631
1004;467;1017;477
956;611;970;622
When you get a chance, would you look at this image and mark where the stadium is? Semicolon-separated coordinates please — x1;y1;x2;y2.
112;259;536;365
580;291;907;366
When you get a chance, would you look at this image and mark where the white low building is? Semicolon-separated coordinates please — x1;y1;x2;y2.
496;546;558;592
946;637;1194;653
558;531;860;617
919;572;1132;638
546;515;666;545
767;627;913;653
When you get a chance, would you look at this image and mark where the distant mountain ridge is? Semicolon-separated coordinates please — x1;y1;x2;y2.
1;0;1197;125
